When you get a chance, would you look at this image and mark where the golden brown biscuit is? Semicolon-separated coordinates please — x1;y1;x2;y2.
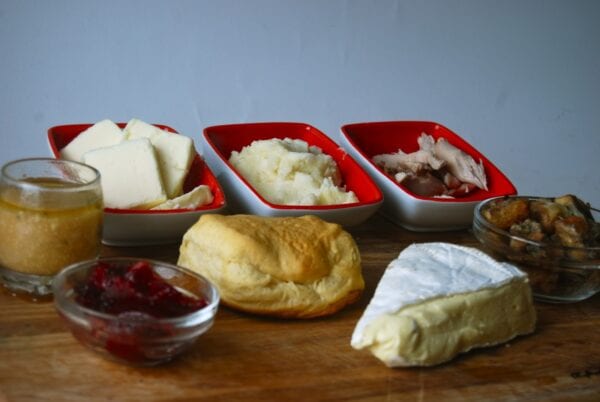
177;214;364;318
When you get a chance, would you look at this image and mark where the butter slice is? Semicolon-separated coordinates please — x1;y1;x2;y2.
351;243;536;367
151;185;213;210
83;138;167;209
60;119;124;162
124;118;194;198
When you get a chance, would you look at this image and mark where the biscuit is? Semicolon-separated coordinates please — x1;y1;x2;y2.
178;214;364;318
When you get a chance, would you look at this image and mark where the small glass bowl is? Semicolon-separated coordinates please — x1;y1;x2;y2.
52;257;220;366
473;196;600;303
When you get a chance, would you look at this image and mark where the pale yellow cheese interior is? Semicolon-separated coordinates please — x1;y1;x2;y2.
356;278;536;367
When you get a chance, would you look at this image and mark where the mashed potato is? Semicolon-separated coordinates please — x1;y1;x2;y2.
229;138;358;205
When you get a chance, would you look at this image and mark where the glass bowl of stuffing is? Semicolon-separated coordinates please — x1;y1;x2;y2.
473;195;600;303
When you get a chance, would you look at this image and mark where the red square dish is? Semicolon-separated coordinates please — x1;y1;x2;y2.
202;122;382;226
340;121;516;231
48;123;226;245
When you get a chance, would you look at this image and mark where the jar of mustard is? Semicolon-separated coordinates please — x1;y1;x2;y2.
0;158;103;297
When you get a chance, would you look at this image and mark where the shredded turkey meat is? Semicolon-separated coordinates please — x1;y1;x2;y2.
372;133;488;197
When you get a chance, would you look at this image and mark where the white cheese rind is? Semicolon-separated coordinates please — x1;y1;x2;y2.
83;138;167;209
60;119;124;162
351;242;536;367
124;118;194;198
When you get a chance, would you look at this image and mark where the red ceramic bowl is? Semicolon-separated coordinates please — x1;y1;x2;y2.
48;123;226;245
202;122;383;226
340;121;517;231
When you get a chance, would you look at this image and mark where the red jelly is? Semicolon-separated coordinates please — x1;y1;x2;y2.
75;260;207;318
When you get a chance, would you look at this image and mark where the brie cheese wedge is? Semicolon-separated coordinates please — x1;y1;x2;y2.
351;242;536;367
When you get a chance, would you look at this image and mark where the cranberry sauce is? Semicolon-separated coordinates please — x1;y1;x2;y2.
75;260;207;318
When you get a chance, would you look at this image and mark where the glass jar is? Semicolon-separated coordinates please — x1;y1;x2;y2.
0;158;103;296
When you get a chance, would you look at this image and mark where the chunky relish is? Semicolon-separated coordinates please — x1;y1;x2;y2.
75;260;207;318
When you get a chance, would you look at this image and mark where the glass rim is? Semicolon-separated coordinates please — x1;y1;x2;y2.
1;157;101;192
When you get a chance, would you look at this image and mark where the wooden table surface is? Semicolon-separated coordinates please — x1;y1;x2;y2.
0;213;599;402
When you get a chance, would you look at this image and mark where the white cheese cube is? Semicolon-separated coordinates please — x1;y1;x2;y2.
60;119;124;162
83;138;167;209
123;118;161;140
151;185;213;210
124;118;194;198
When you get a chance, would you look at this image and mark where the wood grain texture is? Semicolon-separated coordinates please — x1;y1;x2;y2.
1;214;599;402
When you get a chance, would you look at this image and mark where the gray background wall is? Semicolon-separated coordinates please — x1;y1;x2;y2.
1;0;599;206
